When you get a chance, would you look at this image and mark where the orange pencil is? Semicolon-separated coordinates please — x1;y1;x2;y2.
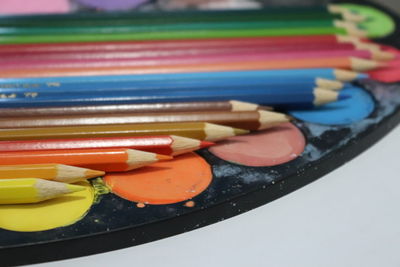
0;148;171;172
0;57;383;78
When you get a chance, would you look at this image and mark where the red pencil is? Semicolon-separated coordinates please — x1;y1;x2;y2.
0;135;214;156
0;35;360;55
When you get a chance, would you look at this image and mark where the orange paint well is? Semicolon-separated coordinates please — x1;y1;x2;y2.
104;153;212;205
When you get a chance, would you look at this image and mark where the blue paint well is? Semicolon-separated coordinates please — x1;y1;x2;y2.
289;86;375;125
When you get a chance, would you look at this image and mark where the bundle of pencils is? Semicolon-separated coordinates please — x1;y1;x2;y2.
0;3;395;204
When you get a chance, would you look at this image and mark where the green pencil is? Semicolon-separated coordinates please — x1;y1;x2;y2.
0;27;351;44
0;5;364;27
0;20;354;36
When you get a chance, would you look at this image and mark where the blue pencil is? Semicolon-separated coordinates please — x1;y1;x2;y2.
0;87;347;109
0;78;338;93
0;68;366;89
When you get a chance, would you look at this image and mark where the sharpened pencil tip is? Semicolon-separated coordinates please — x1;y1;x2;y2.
357;73;370;79
84;169;105;179
234;128;250;135
156;154;173;161
66;184;86;193
200;141;215;149
339;94;351;101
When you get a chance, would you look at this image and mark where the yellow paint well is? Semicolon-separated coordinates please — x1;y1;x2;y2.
0;181;94;232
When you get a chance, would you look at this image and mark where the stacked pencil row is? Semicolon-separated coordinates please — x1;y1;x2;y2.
0;4;394;204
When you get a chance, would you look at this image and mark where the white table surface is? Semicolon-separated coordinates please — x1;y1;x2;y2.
33;124;400;267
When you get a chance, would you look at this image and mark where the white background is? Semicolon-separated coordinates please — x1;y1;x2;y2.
32;124;400;267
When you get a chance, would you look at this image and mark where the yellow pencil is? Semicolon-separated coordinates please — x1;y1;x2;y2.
0;178;85;204
0;164;105;183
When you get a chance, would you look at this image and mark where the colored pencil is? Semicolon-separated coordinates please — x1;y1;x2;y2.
0;5;364;26
1;42;389;62
0;35;364;55
0;178;86;204
0;101;272;118
0;69;364;90
0;148;172;172
0;49;390;72
0;122;249;141
0;110;290;131
0;20;360;36
0;164;105;183
0;87;345;108
0;57;382;78
0;25;359;45
0;135;214;156
0;76;344;93
0;14;360;29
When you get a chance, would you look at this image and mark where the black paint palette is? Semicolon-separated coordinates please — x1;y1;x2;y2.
1;1;400;266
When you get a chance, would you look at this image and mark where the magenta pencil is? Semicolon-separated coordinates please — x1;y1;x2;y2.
0;43;367;62
0;35;361;55
0;49;378;71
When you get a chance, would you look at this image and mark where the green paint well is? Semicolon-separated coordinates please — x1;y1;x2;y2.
340;3;395;38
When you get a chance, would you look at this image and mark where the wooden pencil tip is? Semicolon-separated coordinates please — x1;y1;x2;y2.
336;35;361;44
66;184;86;193
56;164;104;183
313;88;340;106
126;149;171;170
258;110;290;130
333;69;365;81
200;141;215;149
371;50;396;61
204;123;248;141
342;11;367;23
84;169;105;179
350;57;384;71
354;41;381;51
316;78;344;90
229;100;259;111
234;128;250;136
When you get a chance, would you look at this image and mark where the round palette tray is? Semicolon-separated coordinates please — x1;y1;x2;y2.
1;0;400;266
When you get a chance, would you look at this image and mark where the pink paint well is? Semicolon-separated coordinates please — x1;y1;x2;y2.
0;0;69;15
209;123;305;167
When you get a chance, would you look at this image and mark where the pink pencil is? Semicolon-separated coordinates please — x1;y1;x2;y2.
0;43;364;61
0;49;379;71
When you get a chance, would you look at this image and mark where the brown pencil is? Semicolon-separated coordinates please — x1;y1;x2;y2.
0;100;272;118
0;148;172;172
0;135;214;156
0;110;290;131
0;122;248;141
